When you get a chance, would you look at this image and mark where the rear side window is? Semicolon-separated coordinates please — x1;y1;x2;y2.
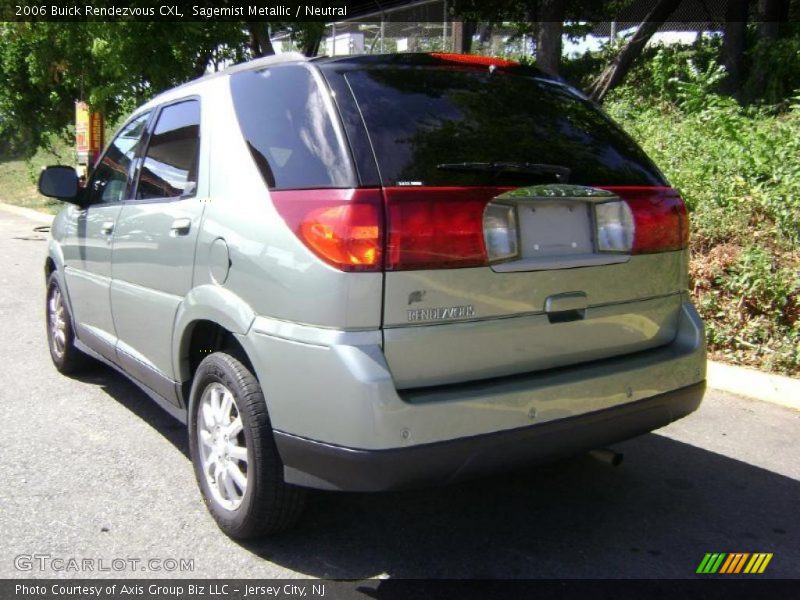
342;67;665;187
230;65;355;190
137;99;200;199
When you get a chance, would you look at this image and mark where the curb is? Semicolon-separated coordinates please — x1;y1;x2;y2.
0;202;54;224
707;360;800;411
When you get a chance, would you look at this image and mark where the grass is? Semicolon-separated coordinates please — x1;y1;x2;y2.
0;158;59;213
0;141;72;214
607;94;800;376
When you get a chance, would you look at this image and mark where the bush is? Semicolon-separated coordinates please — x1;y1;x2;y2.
603;58;800;375
744;34;800;106
606;91;800;246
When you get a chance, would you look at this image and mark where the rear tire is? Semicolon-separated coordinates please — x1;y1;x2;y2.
46;272;91;374
188;351;306;539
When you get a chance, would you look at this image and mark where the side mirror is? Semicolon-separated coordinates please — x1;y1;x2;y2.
38;166;80;203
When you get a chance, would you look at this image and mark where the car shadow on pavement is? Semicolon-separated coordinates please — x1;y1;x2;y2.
72;363;190;458
81;363;798;579
239;433;797;579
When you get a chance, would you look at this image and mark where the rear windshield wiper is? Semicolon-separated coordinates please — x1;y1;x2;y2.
436;161;571;182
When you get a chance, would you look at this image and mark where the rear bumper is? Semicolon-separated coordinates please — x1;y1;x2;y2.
240;299;706;491
274;381;705;491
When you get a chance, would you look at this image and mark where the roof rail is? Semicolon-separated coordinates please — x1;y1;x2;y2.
159;51;308;98
218;51;308;76
140;52;310;110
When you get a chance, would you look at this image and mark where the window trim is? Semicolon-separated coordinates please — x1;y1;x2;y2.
127;95;202;205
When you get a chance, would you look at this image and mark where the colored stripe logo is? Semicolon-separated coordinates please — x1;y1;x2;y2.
696;553;773;574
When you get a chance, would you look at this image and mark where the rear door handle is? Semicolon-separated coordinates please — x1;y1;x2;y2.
170;218;192;235
544;292;588;323
545;292;588;313
100;221;115;235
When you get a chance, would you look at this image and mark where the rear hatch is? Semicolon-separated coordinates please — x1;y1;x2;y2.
321;55;688;389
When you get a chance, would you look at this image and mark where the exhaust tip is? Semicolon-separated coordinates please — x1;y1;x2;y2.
589;448;624;467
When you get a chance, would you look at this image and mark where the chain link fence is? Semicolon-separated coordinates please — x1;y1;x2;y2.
269;0;718;59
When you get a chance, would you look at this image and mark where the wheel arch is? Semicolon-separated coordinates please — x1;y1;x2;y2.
44;247;79;338
173;285;258;404
44;256;56;281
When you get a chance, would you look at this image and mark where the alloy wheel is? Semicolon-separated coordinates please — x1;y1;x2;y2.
197;383;248;511
48;285;67;359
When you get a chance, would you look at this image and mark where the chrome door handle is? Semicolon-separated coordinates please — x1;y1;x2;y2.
100;221;115;235
170;217;192;235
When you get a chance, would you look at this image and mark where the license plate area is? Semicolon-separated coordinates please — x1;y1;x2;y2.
488;185;631;273
517;201;594;258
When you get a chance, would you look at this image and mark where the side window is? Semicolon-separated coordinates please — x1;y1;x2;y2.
86;113;149;204
137;100;200;199
230;66;355;189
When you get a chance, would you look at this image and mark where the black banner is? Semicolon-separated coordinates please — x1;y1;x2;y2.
0;0;796;23
4;579;800;600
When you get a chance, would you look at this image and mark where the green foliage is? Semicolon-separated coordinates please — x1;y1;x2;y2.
744;33;800;106
450;0;633;23
725;246;797;314
559;47;608;89
671;61;728;113
696;244;799;374
0;21;319;158
626;36;724;104
607;88;800;246
605;61;800;374
0;135;70;212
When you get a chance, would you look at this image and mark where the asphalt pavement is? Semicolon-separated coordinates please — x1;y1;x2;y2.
0;207;798;579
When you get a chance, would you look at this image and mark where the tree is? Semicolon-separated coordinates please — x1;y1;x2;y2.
586;0;681;103
536;0;566;75
246;22;275;57
757;0;790;40
451;0;624;76
721;0;749;97
0;21;323;157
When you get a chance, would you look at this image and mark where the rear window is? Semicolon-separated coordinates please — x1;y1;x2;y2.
230;65;356;190
343;66;665;187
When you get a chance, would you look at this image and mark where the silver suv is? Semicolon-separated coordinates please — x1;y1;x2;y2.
39;52;706;539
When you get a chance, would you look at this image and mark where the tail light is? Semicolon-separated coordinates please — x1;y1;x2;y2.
272;185;687;273
270;189;383;272
384;187;502;270
599;187;689;254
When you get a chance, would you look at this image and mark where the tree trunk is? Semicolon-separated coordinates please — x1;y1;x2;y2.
536;0;564;76
745;0;788;98
193;49;212;77
302;30;324;57
247;23;262;56
452;21;476;53
721;0;748;98
757;0;789;40
247;22;275;57
476;22;493;51
586;0;682;103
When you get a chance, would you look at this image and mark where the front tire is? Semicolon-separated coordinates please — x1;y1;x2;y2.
46;272;91;374
188;352;306;539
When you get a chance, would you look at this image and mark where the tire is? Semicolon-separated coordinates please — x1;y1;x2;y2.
188;351;307;539
46;272;91;374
